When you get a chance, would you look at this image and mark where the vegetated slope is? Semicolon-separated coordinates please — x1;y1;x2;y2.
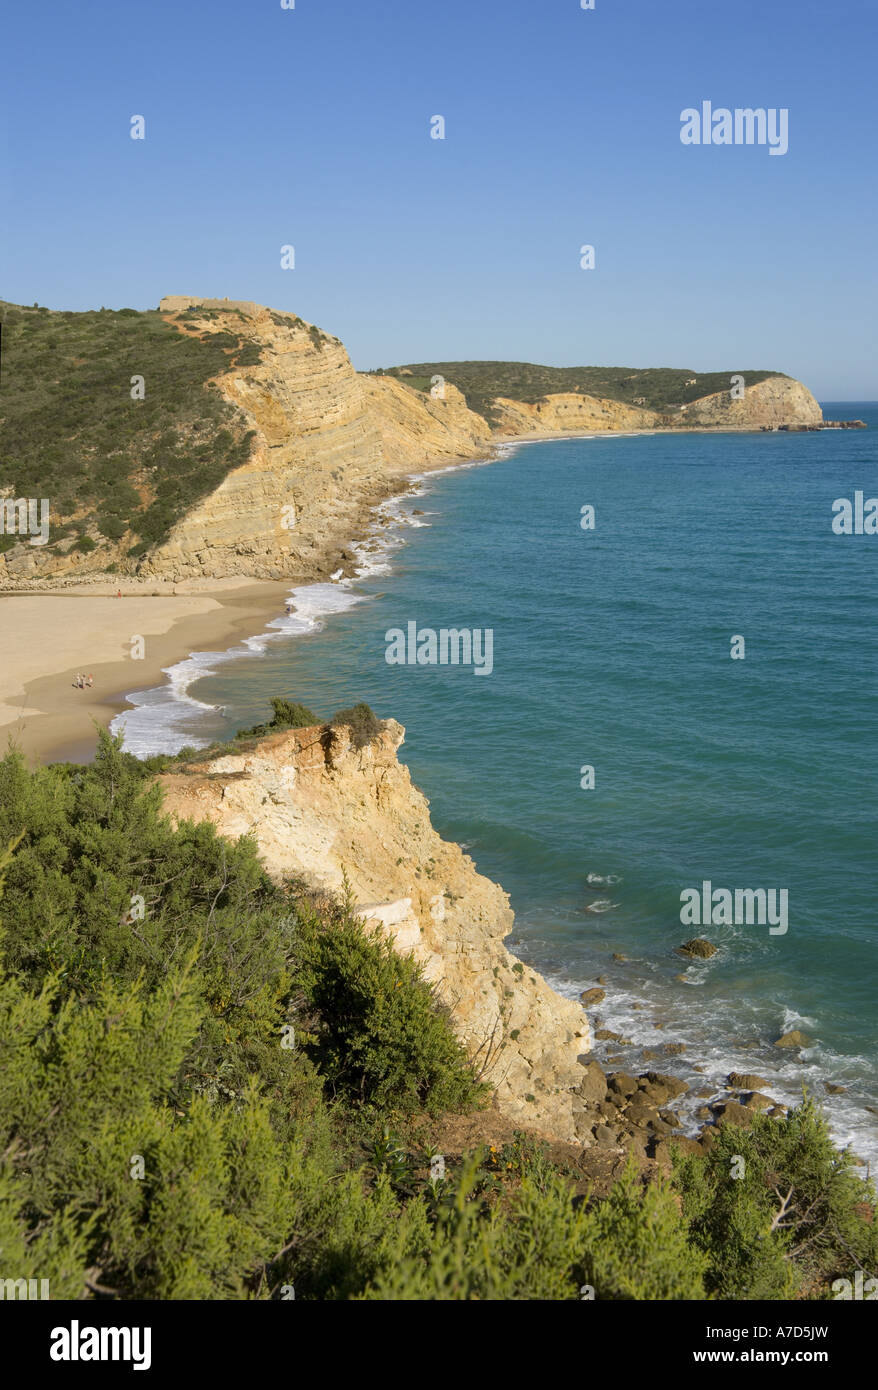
0;722;875;1300
370;361;784;426
0;300;259;569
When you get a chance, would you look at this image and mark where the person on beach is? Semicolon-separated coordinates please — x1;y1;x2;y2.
87;674;93;688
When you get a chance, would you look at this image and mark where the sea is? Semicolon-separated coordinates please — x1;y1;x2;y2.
111;404;878;1167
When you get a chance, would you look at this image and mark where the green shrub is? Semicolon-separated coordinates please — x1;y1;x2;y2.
673;1099;878;1299
329;703;382;750
293;889;484;1115
0;733;874;1301
236;697;320;739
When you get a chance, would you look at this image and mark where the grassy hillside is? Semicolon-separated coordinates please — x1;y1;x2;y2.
0;301;261;568
369;361;785;426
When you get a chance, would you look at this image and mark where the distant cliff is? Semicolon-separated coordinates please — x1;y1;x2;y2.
156;717;593;1143
0;295;826;587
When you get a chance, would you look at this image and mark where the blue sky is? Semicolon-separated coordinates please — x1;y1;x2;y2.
2;0;876;396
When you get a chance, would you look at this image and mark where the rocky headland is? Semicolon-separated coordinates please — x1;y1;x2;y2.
1;295;831;589
153;713;805;1173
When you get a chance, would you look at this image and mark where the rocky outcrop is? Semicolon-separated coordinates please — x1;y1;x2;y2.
156;718;592;1143
138;300;492;583
490;392;656;435
489;376;822;436
678;376;822;428
0;293;830;589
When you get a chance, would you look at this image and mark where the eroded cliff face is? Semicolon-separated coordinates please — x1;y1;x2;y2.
157;719;593;1143
489;376;822;435
1;294;827;589
677;376;823;428
140;301;492;582
491;392;657;435
141;303;823;582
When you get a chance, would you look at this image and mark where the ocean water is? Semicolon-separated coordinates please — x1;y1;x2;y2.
112;405;878;1165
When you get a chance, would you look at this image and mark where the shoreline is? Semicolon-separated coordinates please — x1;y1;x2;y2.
0;419;853;767
5;427;875;1167
0;580;294;764
0;443;501;766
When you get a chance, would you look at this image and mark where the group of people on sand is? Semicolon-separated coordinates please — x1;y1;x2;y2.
73;673;94;689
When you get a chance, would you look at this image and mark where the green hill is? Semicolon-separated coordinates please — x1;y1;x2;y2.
369;361;785;426
0;301;260;565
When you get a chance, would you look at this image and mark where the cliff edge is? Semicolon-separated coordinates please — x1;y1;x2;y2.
156;718;593;1143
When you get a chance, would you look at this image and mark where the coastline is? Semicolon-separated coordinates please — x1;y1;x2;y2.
6;423;875;1168
0;580;293;764
1;422;807;767
0;442;503;766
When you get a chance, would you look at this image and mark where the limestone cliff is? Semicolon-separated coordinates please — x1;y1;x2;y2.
156;719;593;1143
0;293;828;589
138;303;824;581
490;392;656;435
489;376;822;435
674;375;823;428
140;300;492;582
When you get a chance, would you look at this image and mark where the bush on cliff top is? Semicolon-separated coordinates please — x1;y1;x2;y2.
0;731;875;1299
235;697;321;739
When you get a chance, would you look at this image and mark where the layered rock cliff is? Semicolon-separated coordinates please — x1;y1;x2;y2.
488;377;822;435
140;300;492;582
156;718;593;1143
141;303;823;582
490;392;657;435
676;376;823;428
0;293;827;588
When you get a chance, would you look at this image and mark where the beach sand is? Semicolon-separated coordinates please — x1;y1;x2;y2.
0;579;292;764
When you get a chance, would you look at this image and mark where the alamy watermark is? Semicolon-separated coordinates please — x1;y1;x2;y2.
50;1321;152;1370
832;491;878;535
680;880;788;935
680;102;789;156
1;1276;50;1300
385;622;493;675
0;497;50;546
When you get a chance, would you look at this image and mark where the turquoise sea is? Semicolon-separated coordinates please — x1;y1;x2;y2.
113;405;878;1164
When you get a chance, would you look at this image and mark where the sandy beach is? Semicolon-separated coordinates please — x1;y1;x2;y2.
0;578;292;764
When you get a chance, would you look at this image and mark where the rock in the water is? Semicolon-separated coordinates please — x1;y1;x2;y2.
774;1029;812;1049
824;1081;847;1094
580;987;606;1006
677;938;717;959
727;1072;768;1090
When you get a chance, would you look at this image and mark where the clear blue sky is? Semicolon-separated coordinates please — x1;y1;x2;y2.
3;0;876;397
